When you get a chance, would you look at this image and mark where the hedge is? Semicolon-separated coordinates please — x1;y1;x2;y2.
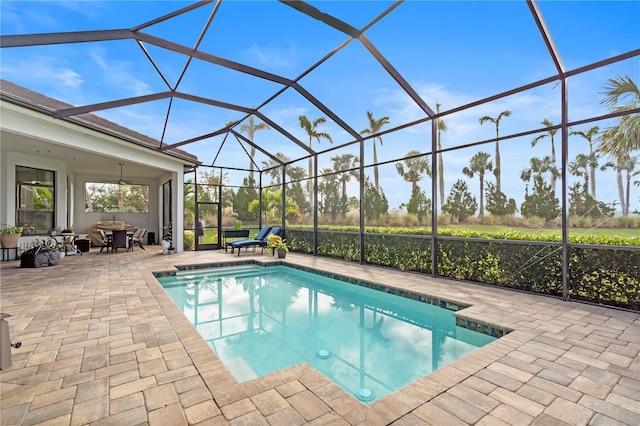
286;226;639;311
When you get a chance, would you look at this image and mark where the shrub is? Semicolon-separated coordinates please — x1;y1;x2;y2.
402;213;419;227
569;215;594;228
437;213;451;226
442;179;477;221
183;230;195;250
286;223;639;310
614;216;639;228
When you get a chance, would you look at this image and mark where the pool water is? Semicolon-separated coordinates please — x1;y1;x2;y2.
157;264;495;404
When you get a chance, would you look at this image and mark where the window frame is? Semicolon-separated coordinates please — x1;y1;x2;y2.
15;165;56;235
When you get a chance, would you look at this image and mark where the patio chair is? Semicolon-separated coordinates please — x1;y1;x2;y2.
111;229;128;252
129;228;146;251
97;229;111;253
229;226;280;256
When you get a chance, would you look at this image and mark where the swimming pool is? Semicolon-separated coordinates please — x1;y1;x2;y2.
157;264;496;404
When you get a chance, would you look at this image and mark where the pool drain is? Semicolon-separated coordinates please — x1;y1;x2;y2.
315;349;332;359
357;387;375;401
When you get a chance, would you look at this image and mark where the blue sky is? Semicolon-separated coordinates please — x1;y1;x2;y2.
1;0;639;214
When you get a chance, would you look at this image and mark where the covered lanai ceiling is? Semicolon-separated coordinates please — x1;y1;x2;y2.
1;0;638;177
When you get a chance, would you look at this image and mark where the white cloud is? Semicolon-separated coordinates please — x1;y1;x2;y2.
242;42;296;69
88;48;152;97
0;55;83;89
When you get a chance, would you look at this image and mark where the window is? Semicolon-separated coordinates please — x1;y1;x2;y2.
85;182;149;213
16;166;55;234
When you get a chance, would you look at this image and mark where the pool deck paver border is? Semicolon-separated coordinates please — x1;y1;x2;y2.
0;246;638;425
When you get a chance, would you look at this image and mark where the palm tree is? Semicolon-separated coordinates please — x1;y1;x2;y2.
568;154;591;190
299;115;333;196
462;151;493;217
599;74;640;159
240;115;270;180
600;159;626;216
261;152;290;186
360;111;390;191
603;155;640;215
331;153;359;197
317;167;335;214
286;166;307;182
621;156;639;215
520;156;560;190
570;126;600;197
285;166;310;215
531;119;558;192
395;150;431;193
479;110;511;192
436;103;447;206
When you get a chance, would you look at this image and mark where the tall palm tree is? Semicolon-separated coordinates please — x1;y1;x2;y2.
360;111;390;191
317;167;335;214
261;152;290;186
603;155;640;216
520;156;560;191
285;166;310;215
570;126;600;197
599;74;640;159
299;115;333;196
479;110;511;192
531;119;558;192
568;154;591;190
331;153;359;197
462;151;493;217
436;103;447;206
600;159;626;216
622;156;639;214
395;150;431;193
240;115;270;180
286;166;307;182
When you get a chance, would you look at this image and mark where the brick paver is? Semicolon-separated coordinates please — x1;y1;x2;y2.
1;246;638;424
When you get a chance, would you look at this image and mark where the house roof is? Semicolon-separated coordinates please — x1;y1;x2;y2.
0;78;199;165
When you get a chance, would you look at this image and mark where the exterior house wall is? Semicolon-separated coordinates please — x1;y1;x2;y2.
1;100;187;254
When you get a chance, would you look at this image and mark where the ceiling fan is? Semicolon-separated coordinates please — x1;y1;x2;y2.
116;162;133;185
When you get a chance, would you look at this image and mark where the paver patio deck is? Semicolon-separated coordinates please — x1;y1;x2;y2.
1;245;638;425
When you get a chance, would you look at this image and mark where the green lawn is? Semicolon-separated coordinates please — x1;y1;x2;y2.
438;224;639;239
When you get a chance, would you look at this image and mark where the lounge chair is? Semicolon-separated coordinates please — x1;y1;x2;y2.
229;226;281;256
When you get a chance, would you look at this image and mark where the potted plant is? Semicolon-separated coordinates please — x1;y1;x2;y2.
162;222;174;254
1;225;23;249
267;234;288;258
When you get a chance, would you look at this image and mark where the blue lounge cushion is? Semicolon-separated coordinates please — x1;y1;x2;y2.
229;226;272;248
269;227;281;237
255;226;273;240
228;226;283;256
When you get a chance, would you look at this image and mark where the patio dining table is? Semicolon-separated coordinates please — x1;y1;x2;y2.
104;230;135;252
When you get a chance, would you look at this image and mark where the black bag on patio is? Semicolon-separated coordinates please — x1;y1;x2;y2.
20;246;61;268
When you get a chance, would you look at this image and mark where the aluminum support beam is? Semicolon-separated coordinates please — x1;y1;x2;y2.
1;29;132;48
280;1;361;38
561;78;569;301
54;92;173;118
527;0;565;75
